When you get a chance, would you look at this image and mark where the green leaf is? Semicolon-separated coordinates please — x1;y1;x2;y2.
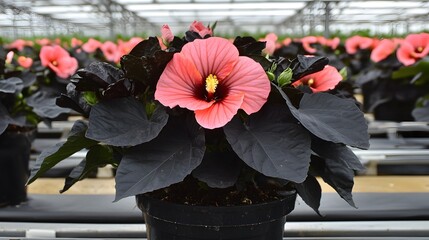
224;104;312;183
60;145;114;193
83;91;99;105
27;121;98;184
392;60;429;84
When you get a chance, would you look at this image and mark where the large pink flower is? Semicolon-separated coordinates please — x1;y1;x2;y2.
260;33;278;55
161;24;174;44
397;33;429;66
370;39;397;63
40;45;78;79
155;37;270;129
292;65;342;92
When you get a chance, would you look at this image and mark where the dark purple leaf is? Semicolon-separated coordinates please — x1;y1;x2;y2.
295;175;322;215
86;97;168;147
114;116;205;200
224;104;312;183
26;91;70;118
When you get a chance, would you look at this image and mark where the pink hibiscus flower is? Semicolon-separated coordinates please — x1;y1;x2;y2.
345;36;374;54
189;21;213;38
36;38;51;46
300;36;318;54
292;65;342;92
260;33;278;55
17;56;33;69
71;38;83;48
82;38;102;53
161;24;174;44
370;39;397;63
155;37;270;129
7;39;28;51
40;45;78;79
101;41;120;63
397;33;429;66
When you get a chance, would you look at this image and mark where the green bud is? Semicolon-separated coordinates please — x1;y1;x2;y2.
339;67;347;80
145;102;156;119
266;71;275;82
277;68;293;87
83;91;98;105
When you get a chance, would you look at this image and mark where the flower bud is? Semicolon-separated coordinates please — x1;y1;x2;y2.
277;68;293;87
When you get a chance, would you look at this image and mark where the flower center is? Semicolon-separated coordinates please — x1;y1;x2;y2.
307;78;315;86
417;46;424;53
52;60;58;66
205;74;219;94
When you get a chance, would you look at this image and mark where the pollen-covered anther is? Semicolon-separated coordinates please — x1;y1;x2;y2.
205;74;219;94
307;78;315;86
417;46;424;53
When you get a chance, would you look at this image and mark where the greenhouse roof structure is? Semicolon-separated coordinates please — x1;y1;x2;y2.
0;0;428;38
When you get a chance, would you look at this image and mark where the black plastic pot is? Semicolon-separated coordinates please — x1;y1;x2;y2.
0;130;33;207
136;191;297;240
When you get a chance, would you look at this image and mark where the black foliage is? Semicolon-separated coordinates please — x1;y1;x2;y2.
56;83;91;117
169;36;186;52
294;175;322;216
5;70;37;87
120;39;175;90
26;91;70;119
224;104;312;183
289;55;329;81
72;62;123;91
86;97;168;147
0;77;23;94
310;154;357;208
192;136;243;188
114;114;206;201
233;37;271;70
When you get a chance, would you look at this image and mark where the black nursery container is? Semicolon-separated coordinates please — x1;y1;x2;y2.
0;130;33;207
136;191;297;240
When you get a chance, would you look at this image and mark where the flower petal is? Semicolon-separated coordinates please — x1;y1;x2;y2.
370;39;396;63
155;53;214;110
310;65;342;92
222;56;270;114
180;37;238;79
397;41;416;66
195;93;244;129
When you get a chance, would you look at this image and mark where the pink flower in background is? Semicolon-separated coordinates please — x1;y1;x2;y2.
260;33;278;55
397;33;429;66
325;37;340;50
189;21;213;38
117;37;143;57
282;38;292;46
161;24;174;44
71;38;83;48
345;35;374;54
293;65;342;92
40;45;78;79
36;38;51;46
155;37;270;129
7;39;27;51
5;51;14;64
300;36;318;54
370;39;397;63
17;56;33;69
82;38;102;53
101;41;120;63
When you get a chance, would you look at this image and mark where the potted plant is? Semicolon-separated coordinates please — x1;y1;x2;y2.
28;22;369;240
355;34;429;122
0;47;69;207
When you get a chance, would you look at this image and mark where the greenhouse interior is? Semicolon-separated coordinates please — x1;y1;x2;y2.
1;0;429;239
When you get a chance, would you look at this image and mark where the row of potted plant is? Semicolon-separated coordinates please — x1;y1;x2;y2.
1;20;426;239
20;21;371;240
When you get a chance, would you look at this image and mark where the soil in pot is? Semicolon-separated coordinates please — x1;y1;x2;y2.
137;176;297;240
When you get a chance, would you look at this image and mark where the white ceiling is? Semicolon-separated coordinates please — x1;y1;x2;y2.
0;0;428;38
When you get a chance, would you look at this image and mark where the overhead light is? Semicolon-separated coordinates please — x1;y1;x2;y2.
127;2;305;11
